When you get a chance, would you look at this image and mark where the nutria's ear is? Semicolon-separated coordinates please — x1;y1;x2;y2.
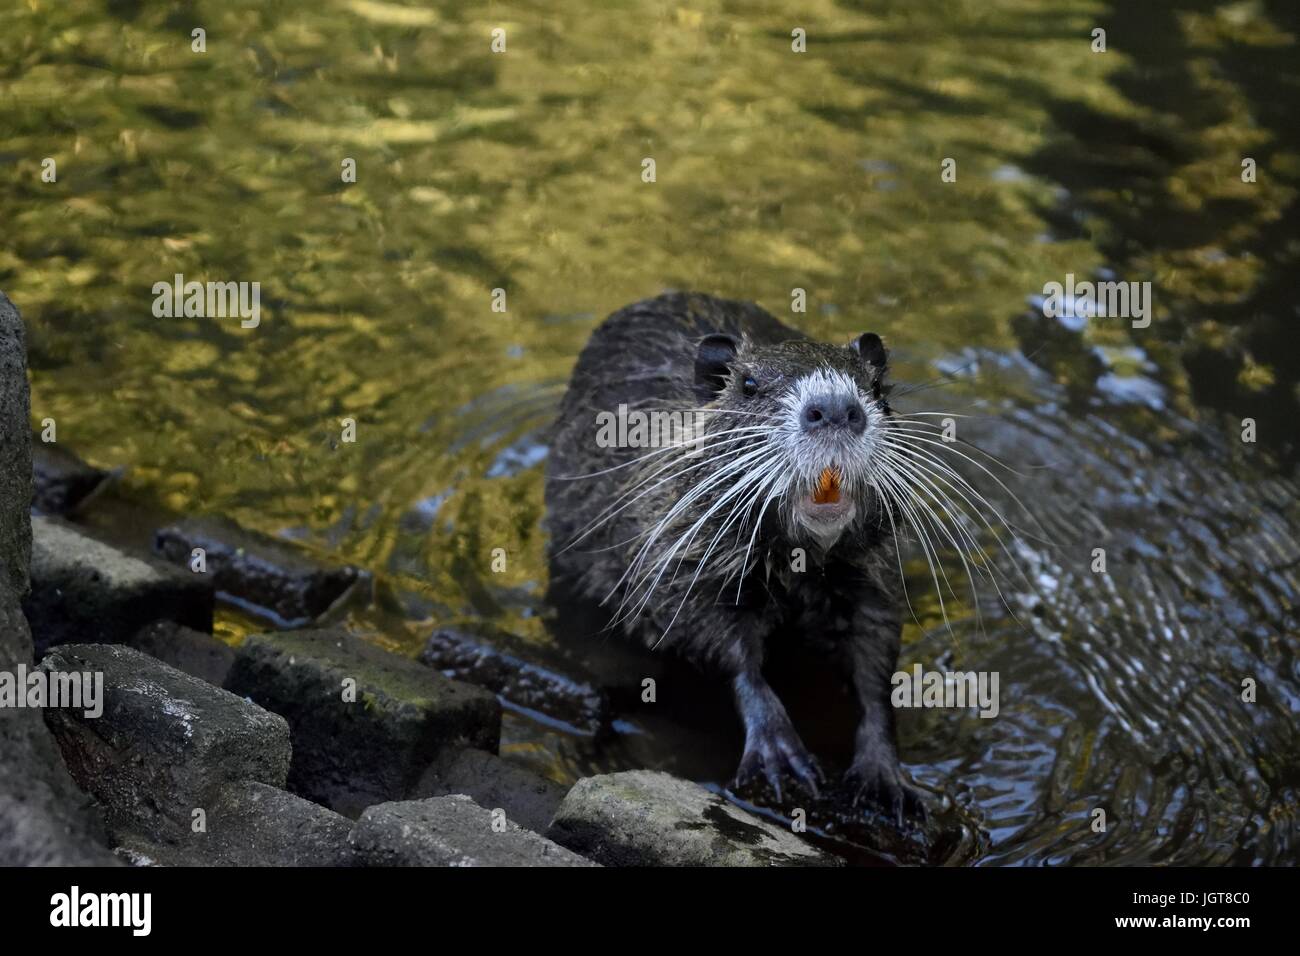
695;333;738;395
851;332;887;369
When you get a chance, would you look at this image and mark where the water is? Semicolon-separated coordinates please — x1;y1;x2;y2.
3;0;1297;864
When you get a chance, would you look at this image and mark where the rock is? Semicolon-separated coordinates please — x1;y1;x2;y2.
0;791;116;867
0;592;118;866
420;624;609;734
547;770;838;867
154;516;368;627
128;620;234;686
732;773;984;866
114;781;355;867
203;781;356;866
350;794;597;867
25;516;214;654
0;291;31;598
31;443;108;516
40;643;291;843
0;291;117;866
225;628;502;817
409;747;569;835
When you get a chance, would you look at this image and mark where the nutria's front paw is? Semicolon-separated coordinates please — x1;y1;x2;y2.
845;755;928;826
733;722;824;801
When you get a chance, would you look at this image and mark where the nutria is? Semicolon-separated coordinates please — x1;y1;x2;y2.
545;291;926;818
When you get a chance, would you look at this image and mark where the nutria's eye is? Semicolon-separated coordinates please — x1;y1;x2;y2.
742;376;758;397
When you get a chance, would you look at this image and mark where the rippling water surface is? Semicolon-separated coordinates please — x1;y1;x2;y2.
2;0;1297;864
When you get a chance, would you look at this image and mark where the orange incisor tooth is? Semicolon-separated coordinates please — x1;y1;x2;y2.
812;467;842;505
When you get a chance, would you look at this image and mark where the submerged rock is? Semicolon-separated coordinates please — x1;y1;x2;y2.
409;747;569;835
128;619;235;687
547;770;837;867
31;443;108;516
420;624;609;734
225;628;501;817
25;516;214;654
154;516;368;627
729;775;986;866
40;643;291;844
350;794;597;867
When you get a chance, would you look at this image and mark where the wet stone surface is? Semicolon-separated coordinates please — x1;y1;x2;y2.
25;516;214;654
128;620;235;687
0;291;117;866
409;746;570;835
114;781;356;867
40;643;291;844
728;776;986;866
0;290;30;599
350;794;597;867
154;516;368;627
547;770;838;867
0;592;119;866
225;627;502;817
421;623;609;735
31;443;108;516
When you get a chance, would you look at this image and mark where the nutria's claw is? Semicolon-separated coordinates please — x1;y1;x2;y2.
734;723;823;802
845;758;928;827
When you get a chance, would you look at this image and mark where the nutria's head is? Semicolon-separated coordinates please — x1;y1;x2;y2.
694;330;893;550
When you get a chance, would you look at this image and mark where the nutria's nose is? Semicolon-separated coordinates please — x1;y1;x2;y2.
802;394;867;435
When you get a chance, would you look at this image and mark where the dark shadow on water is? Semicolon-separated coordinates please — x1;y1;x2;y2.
1021;0;1300;465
